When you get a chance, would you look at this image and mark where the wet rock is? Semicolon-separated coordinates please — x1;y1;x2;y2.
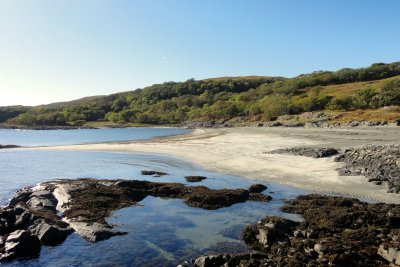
29;220;72;246
1;230;41;261
8;187;32;207
269;147;339;158
336;145;400;193
185;176;207;183
0;145;20;149
248;193;272;202
141;170;168;177
248;184;267;193
1;178;272;260
195;194;399;266
67;221;126;242
193;254;226;267
183;188;250;210
243;216;299;250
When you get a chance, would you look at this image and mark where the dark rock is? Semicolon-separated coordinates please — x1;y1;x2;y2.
264;121;283;127
0;230;41;261
269;147;339;158
248;184;267;193
141;170;168;177
183;188;250;210
195;194;399;266
1;178;272;260
193;254;226;267
248;193;272;202
0;145;20;149
181;120;233;129
8;187;32;207
243;216;299;250
29;221;72;246
185;176;207;183
282;122;305;127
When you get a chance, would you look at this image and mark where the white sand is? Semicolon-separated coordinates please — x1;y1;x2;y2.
36;127;400;204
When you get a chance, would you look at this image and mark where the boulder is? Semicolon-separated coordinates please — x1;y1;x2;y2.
0;145;20;149
29;221;72;246
249;193;272;202
185;176;207;183
8;188;32;207
243;216;299;250
1;230;41;261
184;189;250;210
248;184;267;193
141;170;168;177
193;254;226;267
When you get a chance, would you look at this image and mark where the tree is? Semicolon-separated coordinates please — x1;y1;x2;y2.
355;87;379;108
381;80;400;106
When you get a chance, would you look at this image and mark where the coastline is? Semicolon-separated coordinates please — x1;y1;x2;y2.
36;126;400;204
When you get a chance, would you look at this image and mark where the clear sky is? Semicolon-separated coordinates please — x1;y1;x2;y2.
0;0;399;106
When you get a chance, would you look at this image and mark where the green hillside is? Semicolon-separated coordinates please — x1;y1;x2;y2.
1;61;400;127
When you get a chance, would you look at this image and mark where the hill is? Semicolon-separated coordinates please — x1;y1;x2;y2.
41;95;105;109
1;61;400;127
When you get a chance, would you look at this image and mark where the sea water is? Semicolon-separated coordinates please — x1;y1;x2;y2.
0;128;305;266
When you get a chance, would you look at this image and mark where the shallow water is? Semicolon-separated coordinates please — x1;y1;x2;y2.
0;127;190;146
0;129;305;266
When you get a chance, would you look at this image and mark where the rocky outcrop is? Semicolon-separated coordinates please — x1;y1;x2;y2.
185;176;207;183
141;170;168;177
181;120;233;129
336;145;400;193
248;184;267;193
269;147;339;158
0;145;20;149
0;179;271;261
0;190;72;261
194;194;400;266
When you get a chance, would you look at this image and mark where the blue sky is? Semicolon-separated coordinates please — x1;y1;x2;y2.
0;0;399;106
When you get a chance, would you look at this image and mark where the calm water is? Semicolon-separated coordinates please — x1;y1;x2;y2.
0;129;305;266
0;127;190;146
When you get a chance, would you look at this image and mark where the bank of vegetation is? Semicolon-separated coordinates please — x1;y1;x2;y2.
1;61;400;127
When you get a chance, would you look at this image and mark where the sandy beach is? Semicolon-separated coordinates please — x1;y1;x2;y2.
37;126;400;204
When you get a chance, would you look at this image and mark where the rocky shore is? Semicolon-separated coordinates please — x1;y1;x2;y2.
0;178;271;261
181;110;400;129
269;147;339;158
336;145;400;193
194;194;400;267
268;145;400;195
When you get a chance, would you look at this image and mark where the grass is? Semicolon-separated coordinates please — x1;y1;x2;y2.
320;75;400;98
334;106;400;123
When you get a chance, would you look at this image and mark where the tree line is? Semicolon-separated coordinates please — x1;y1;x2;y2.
3;61;400;126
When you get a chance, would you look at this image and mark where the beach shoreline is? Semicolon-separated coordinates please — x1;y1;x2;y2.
36;126;400;204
